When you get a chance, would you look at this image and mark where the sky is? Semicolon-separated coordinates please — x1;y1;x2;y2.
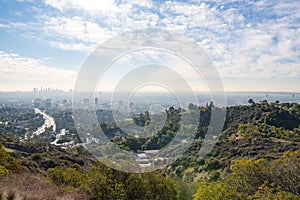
0;0;300;92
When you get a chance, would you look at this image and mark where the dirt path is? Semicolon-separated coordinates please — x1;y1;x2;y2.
2;146;16;153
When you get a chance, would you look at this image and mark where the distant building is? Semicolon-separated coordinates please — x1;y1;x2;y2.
95;98;99;106
33;99;42;108
46;98;51;109
83;98;90;104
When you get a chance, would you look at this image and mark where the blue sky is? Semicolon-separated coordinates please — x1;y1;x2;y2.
0;0;300;92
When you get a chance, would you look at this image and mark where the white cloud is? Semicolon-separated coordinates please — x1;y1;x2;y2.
2;22;29;29
212;0;300;79
39;1;161;51
160;1;225;30
47;41;96;52
157;0;300;79
44;0;155;15
41;16;114;52
3;0;300;81
44;0;116;15
0;51;77;91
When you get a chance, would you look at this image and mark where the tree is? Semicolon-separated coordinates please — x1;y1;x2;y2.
248;98;255;105
193;182;240;200
193;150;300;199
0;144;22;176
47;161;178;199
247;183;299;200
188;103;198;110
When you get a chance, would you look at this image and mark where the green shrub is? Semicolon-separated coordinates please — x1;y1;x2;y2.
194;150;300;199
47;162;179;199
0;144;22;176
47;167;82;188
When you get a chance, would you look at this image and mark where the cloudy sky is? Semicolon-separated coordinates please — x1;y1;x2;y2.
0;0;300;92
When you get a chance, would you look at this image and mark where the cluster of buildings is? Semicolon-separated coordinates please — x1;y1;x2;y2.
33;98;72;110
33;98;51;109
33;87;66;93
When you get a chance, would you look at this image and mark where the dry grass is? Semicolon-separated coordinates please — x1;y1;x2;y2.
0;173;89;200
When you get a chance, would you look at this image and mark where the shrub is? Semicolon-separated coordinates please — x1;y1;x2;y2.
0;144;22;175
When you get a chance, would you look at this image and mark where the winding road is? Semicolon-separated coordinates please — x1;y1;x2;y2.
25;108;56;139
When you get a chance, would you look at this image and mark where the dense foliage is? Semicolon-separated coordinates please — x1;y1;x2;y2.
164;101;300;182
47;162;178;200
194;150;300;199
0;144;22;176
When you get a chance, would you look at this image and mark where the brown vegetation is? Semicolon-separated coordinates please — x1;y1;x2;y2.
0;173;88;200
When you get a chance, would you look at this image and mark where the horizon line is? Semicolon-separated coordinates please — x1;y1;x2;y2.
0;90;299;94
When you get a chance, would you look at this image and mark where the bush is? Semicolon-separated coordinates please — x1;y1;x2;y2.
0;144;22;175
247;183;299;200
47;167;82;189
47;161;179;199
193;150;300;199
193;182;239;200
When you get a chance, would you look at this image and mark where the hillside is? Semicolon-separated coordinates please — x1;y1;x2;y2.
165;101;300;182
0;101;300;199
